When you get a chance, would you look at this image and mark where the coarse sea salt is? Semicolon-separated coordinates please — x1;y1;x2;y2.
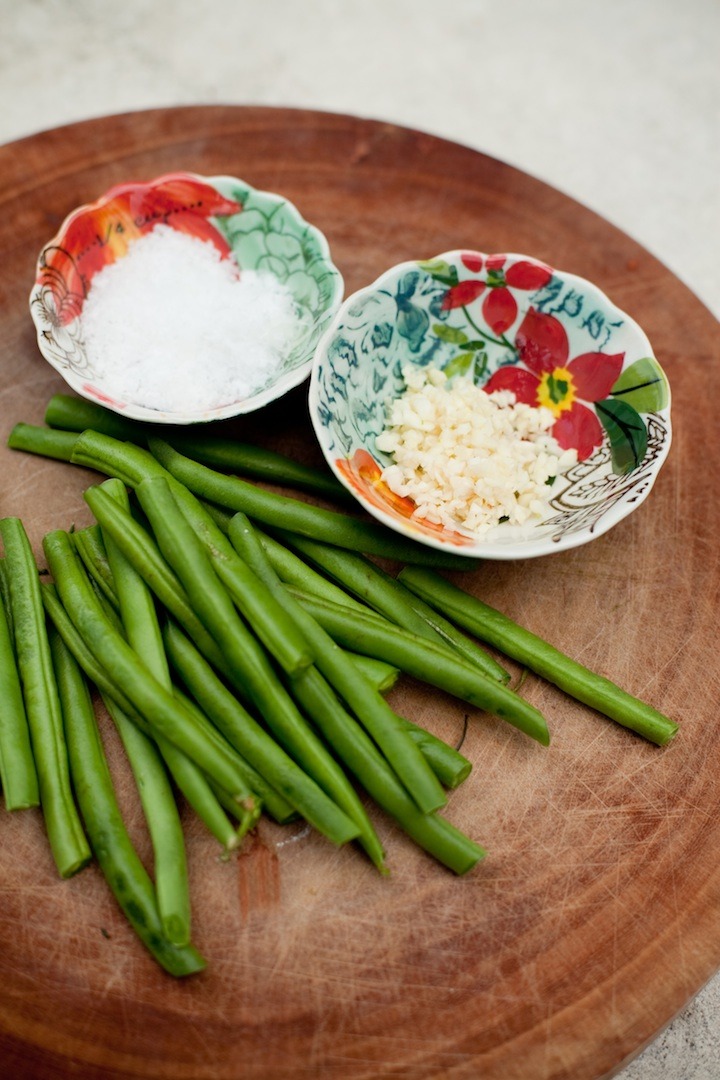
376;366;578;537
81;225;305;413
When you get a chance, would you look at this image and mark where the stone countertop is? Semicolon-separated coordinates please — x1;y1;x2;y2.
2;1;719;1077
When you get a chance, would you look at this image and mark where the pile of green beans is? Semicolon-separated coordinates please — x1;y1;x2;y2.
2;393;679;976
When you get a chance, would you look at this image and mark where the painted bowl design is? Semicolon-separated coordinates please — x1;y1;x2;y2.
309;251;672;559
30;171;343;423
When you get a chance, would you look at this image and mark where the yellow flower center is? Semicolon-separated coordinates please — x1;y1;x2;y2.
537;366;576;416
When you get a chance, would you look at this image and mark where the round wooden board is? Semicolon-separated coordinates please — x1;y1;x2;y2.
1;106;718;1080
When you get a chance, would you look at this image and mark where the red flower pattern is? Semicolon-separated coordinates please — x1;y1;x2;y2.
484;307;625;460
37;173;242;326
442;252;554;335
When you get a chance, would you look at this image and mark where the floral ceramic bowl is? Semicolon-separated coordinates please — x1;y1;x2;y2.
30;171;343;423
309;251;672;559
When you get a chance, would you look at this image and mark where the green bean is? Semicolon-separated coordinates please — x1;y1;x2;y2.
167;678;313;820
71;429;169;486
399;568;679;747
202;513;396;690
167;434;352;504
100;694;197;938
7;422;79;462
48;625;205;976
99;480;202;672
99;478;193;939
205;756;296;826
171;686;262;838
0;560;40;809
257;529;372;612
42;583;139;717
224;518;485;872
279;532;446;635
83;484;229;674
44;392;351;502
72;525;119;609
150;480;314;678
148;524;464;786
234;524;473;785
43;580;267;845
45;394;143;441
166;613;483;872
172;680;292;826
81;486;325;811
135;476;378;838
51;570;307;835
0;556;14;629
162;621;366;845
147;437;473;569
42;529;266;801
210;779;279;830
97;482;165;664
260;524;501;725
86;568;126;632
104;692;254;845
347;653;399;693
287;589;549;746
400;589;511;684
258;524;506;683
154;738;244;850
400;722;471;790
0;518;90;877
101;664;256;851
229;514;447;815
275;531;508;685
70;432;313;678
271;672;389;868
273;589;471;785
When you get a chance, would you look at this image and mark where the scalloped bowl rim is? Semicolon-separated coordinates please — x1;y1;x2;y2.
309;251;673;560
29;171;345;424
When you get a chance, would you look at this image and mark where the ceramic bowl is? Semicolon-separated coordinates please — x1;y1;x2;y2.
309;250;672;559
29;171;343;423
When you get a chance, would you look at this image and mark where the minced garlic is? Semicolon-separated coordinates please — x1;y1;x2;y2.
375;366;577;537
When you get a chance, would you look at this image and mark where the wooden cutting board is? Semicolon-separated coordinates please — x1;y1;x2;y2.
0;106;718;1080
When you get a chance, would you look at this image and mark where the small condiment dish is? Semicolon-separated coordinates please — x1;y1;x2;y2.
309;250;672;559
30;171;344;423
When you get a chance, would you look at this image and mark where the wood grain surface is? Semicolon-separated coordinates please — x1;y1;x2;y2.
0;106;718;1080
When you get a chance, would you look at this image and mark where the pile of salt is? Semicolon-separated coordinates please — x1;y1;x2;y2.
81;225;305;413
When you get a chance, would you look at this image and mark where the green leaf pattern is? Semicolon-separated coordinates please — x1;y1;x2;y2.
596;398;649;475
610;357;670;412
212;179;343;386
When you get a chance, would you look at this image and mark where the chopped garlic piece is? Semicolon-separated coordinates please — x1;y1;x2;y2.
376;366;577;537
